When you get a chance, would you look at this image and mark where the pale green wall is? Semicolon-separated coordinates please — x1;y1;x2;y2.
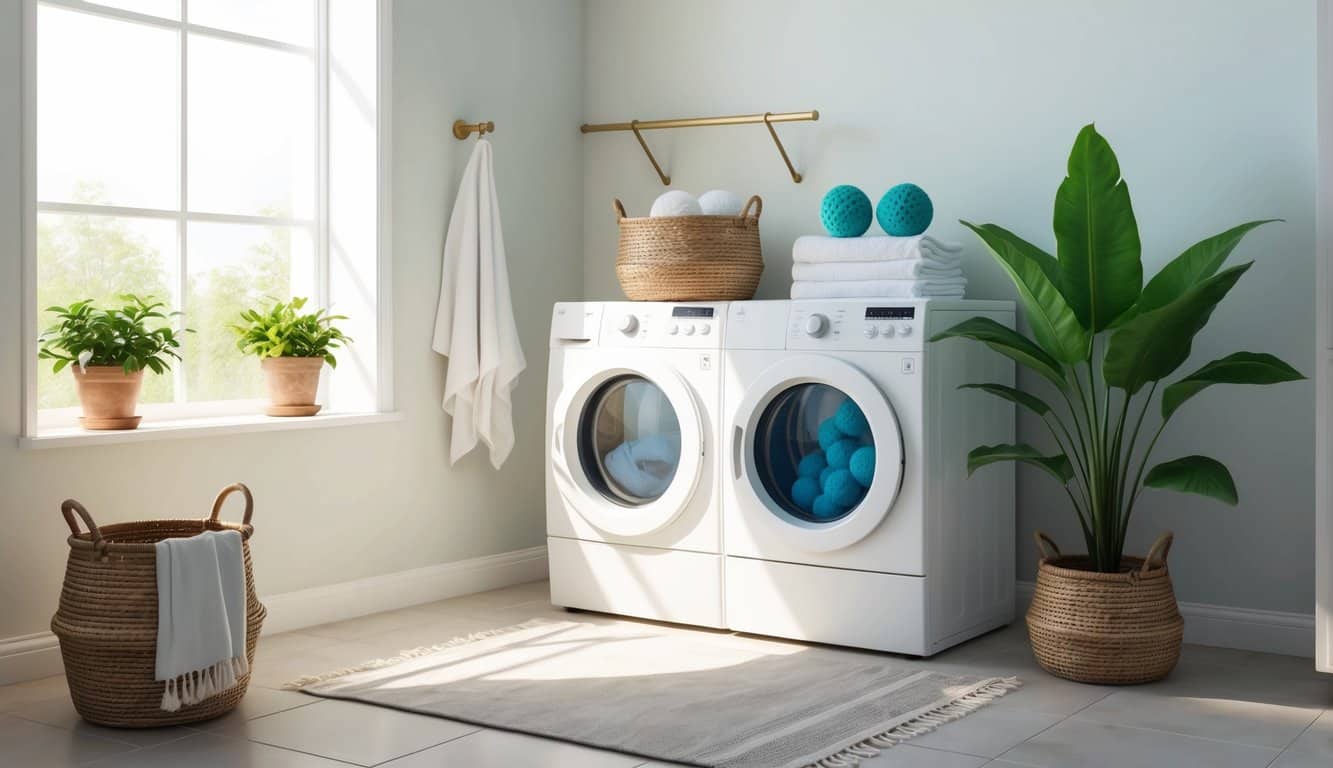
582;0;1318;613
0;0;584;640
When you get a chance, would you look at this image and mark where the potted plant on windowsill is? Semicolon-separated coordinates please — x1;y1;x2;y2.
231;297;350;417
932;124;1304;684
38;296;188;431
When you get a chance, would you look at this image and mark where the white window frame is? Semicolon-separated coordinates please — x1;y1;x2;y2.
19;0;394;443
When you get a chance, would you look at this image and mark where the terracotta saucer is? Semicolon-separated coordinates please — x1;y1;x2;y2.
266;404;322;417
79;416;142;431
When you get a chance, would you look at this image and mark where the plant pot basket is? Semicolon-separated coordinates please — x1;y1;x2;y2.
1026;532;1183;685
614;196;764;301
50;484;266;727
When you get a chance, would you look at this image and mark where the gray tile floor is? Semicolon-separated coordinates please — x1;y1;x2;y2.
2;579;1330;767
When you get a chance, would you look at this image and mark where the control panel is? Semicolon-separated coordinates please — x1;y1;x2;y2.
599;302;724;349
788;303;923;351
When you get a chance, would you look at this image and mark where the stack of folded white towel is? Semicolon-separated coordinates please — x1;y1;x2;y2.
790;234;967;299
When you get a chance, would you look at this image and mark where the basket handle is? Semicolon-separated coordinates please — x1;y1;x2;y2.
1141;531;1173;574
209;483;254;526
734;195;763;225
1033;530;1061;561
613;199;628;221
62;499;107;560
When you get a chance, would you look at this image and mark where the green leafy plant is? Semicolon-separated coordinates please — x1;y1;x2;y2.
38;295;188;375
230;297;351;367
932;124;1304;572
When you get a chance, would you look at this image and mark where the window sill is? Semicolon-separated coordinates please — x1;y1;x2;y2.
19;410;403;450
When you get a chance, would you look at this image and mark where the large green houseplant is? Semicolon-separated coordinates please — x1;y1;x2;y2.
38;295;188;430
933;124;1303;682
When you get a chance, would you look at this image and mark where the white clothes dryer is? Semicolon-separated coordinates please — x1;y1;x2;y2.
546;301;727;627
722;299;1016;655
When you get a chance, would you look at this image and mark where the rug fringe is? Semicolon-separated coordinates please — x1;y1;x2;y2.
806;676;1022;768
282;618;553;690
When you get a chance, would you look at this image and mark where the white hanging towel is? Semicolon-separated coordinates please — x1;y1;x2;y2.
155;530;248;712
432;139;526;468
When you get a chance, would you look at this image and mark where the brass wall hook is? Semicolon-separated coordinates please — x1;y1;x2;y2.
453;120;495;140
630;120;671;186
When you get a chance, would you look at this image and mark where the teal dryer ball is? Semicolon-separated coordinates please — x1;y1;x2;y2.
833;400;869;438
811;494;847;520
877;183;934;236
791;476;820;511
849;446;876;487
826;438;859;470
819;466;835;487
798;451;828;478
818;419;844;450
823;468;865;508
820;185;873;238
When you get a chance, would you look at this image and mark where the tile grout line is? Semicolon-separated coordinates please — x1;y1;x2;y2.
1067;712;1308;753
362;725;486;767
1262;708;1328;768
989;684;1116;763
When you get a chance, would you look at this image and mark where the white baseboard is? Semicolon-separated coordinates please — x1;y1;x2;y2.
0;545;549;687
1015;581;1315;658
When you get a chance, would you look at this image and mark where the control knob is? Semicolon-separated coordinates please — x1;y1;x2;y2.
617;314;638;334
804;313;829;338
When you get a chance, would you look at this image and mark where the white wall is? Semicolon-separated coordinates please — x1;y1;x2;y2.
0;0;583;641
583;0;1317;614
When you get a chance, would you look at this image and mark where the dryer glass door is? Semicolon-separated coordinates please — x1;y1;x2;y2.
551;360;704;538
733;355;904;552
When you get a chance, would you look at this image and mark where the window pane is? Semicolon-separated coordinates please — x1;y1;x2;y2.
36;212;178;409
188;35;314;218
184;221;314;401
38;4;178;209
85;0;180;20
189;0;315;47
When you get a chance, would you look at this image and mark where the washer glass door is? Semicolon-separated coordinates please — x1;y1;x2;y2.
579;375;682;506
552;359;704;538
734;355;904;552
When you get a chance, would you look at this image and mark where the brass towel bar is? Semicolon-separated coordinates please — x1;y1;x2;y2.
580;110;819;185
453;119;495;140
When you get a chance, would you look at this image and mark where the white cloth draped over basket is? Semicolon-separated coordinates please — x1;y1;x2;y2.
431;139;526;469
155;530;248;712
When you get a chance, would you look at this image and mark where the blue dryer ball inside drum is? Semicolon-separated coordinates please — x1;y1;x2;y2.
790;476;819;511
826;438;858;470
820;185;873;238
823;468;864;508
818;419;844;450
833;400;869;438
797;451;827;478
877;183;934;237
849;446;876;487
819;466;835;487
811;494;847;520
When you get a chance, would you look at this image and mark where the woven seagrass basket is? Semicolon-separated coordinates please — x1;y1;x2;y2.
614;196;764;301
50;483;266;727
1026;531;1182;685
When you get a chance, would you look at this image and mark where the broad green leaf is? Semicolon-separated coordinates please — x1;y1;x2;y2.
968;443;1073;483
1103;263;1250;394
1122;219;1278;325
1144;455;1238;505
1053;124;1143;331
961;220;1089;362
1161;352;1305;419
930;316;1067;389
959;383;1052;415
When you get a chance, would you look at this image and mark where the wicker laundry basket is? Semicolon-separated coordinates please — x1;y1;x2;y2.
1026;531;1182;685
614;196;764;301
50;483;266;727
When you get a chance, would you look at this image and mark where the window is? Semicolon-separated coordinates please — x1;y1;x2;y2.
24;0;389;433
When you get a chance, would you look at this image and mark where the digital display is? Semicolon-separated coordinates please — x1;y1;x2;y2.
672;306;715;318
865;307;915;319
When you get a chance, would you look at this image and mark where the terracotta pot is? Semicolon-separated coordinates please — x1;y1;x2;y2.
71;366;144;430
1026;531;1183;685
260;357;324;417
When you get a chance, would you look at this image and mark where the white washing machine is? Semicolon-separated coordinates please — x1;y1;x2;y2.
546;301;727;628
722;299;1016;656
